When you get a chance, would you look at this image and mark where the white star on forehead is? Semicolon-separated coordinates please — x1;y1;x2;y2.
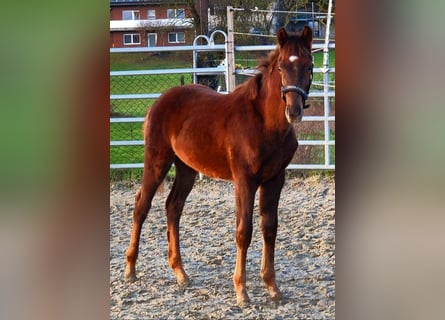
289;55;298;62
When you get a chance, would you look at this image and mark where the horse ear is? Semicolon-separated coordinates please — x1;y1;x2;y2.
277;28;288;47
301;25;313;49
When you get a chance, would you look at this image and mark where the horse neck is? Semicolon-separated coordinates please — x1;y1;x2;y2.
258;69;290;133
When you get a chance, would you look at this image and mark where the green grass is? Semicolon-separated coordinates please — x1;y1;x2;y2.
312;50;335;88
110;122;144;141
110;99;153;118
110;166;176;183
110;52;192;71
110;145;144;164
110;74;193;95
111;50;335;71
313;50;335;68
110;168;144;182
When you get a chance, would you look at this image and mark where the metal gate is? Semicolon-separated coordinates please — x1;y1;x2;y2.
110;4;335;170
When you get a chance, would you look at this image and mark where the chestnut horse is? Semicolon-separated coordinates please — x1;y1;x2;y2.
125;27;313;306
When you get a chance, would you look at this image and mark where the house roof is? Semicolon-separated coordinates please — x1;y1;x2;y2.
110;0;188;6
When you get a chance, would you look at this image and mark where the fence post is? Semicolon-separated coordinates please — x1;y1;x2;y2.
226;6;236;92
322;0;334;167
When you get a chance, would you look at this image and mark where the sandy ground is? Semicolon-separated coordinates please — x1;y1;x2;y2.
110;175;335;319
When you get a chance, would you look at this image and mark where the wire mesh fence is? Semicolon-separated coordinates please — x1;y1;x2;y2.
110;5;335;172
111;73;188;169
110;51;228;170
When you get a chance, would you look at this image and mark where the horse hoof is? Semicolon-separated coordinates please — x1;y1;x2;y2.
177;275;190;287
124;264;137;282
236;291;250;307
270;288;283;302
237;298;250;307
124;273;137;283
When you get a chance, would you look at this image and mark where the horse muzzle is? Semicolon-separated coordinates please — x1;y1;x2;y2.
285;105;303;124
281;85;310;124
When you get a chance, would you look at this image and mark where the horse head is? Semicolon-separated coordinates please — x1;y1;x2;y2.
276;26;313;124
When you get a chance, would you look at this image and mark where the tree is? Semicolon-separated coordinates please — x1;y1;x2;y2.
181;0;209;36
165;0;334;39
207;0;332;37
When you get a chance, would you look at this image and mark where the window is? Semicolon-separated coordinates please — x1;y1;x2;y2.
168;32;185;43
123;33;141;45
147;9;156;20
122;10;140;20
167;8;185;19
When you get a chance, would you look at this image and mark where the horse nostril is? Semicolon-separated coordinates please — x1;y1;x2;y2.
286;105;302;117
285;105;304;123
296;106;302;116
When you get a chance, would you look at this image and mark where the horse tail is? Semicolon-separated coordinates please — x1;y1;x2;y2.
142;107;152;144
142;106;166;194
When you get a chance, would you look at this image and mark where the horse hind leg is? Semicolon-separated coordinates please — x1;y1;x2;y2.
124;150;174;282
165;157;197;286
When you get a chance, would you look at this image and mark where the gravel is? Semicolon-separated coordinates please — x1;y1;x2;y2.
110;175;335;319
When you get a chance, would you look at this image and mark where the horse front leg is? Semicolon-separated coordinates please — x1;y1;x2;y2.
259;170;285;302
233;179;257;306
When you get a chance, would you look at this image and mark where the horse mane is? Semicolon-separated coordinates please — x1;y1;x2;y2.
232;50;279;101
232;30;311;101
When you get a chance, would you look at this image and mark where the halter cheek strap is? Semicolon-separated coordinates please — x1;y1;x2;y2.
280;65;313;109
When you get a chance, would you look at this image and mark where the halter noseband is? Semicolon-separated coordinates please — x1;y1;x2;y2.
281;85;311;109
281;85;308;100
